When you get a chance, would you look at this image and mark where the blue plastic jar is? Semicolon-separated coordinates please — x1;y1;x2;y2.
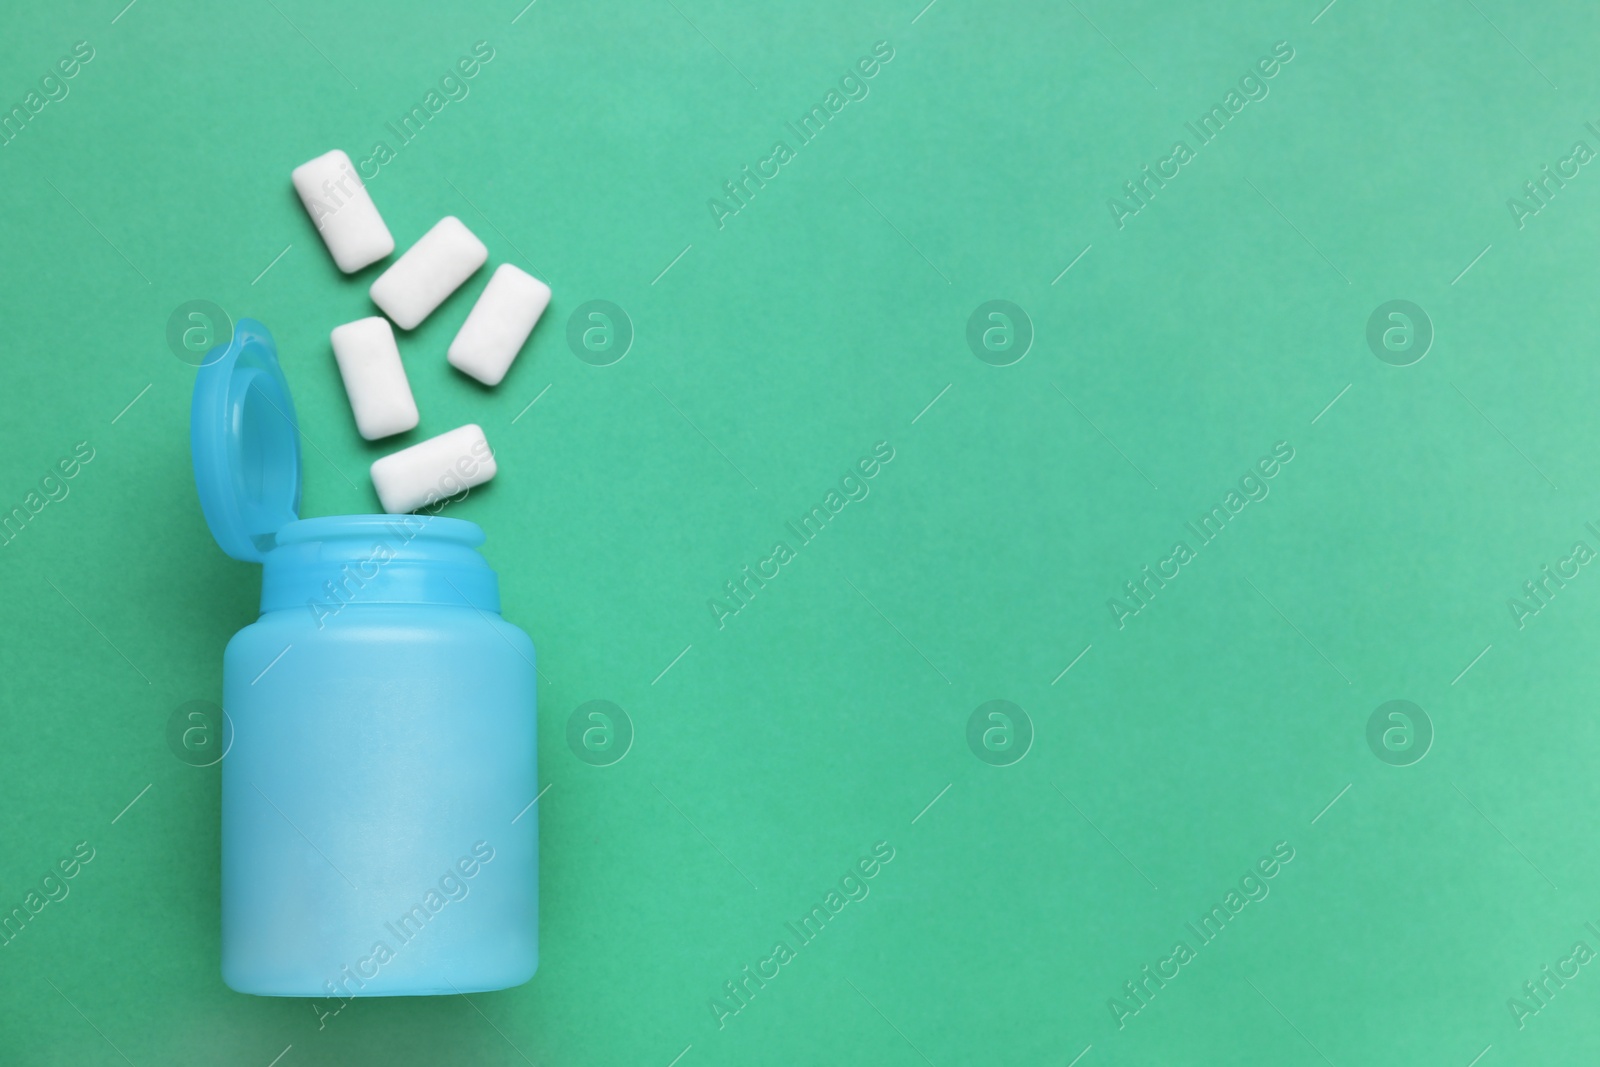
191;320;538;997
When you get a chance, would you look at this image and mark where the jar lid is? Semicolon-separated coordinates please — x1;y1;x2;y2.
189;319;303;562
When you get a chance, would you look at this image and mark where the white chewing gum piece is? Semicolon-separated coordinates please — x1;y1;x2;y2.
369;217;488;330
448;264;552;386
329;317;419;441
291;150;395;273
370;424;496;513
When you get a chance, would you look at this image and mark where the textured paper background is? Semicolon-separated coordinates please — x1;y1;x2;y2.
0;0;1597;1064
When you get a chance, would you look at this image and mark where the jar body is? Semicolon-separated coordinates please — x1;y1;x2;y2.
220;520;537;997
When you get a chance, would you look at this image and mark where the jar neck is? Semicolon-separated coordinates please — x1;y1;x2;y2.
259;515;500;615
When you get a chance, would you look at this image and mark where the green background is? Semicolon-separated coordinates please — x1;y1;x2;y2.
1;0;1597;1063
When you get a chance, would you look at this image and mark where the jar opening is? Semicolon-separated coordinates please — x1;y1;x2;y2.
259;514;499;615
274;514;485;549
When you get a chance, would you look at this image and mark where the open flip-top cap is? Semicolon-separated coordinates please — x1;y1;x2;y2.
189;319;303;562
